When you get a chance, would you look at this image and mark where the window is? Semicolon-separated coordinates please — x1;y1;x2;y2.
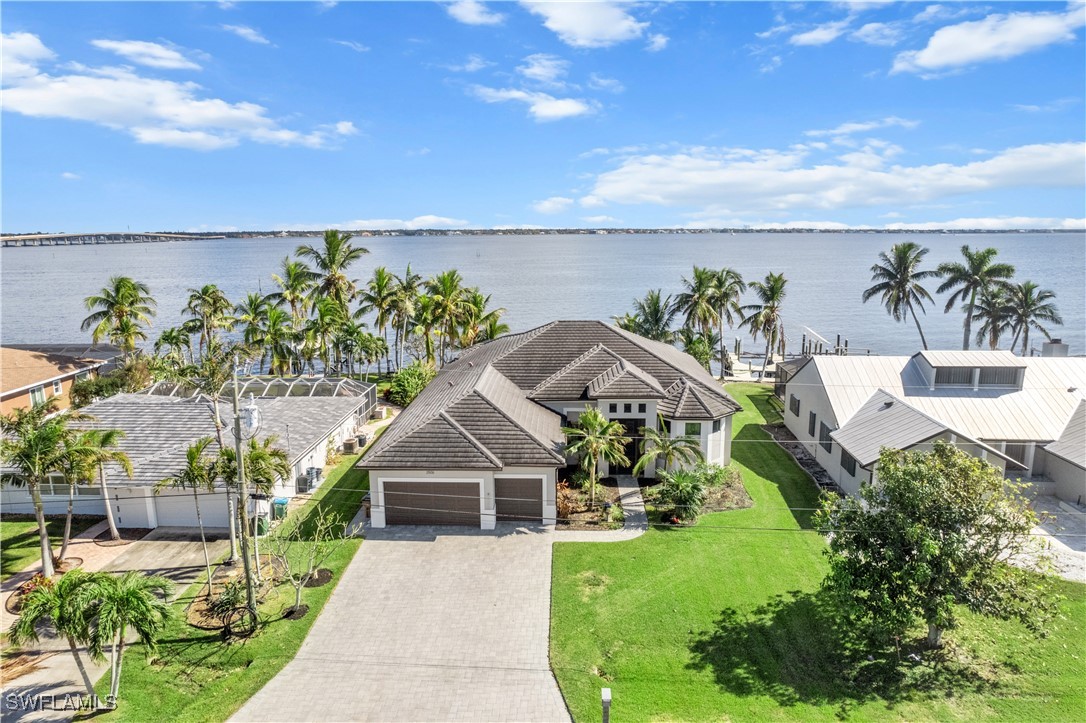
637;403;646;414
52;380;63;395
808;411;816;437
819;422;833;453
608;403;617;413
623;403;632;414
663;419;672;434
934;367;973;386
979;367;1019;387
789;394;800;416
712;419;721;433
76;371;92;382
29;386;46;406
684;422;702;437
841;449;857;476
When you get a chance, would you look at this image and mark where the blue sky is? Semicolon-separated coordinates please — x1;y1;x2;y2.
2;1;1084;232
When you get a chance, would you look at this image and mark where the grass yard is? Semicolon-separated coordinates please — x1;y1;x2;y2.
87;454;369;722
1;515;102;581
550;383;1086;721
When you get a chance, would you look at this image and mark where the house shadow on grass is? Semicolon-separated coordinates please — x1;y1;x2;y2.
687;589;1002;718
731;423;819;529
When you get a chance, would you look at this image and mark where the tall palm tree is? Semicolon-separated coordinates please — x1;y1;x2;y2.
109;317;148;358
296;229;370;314
970;286;1013;351
678;327;717;370
412;294;440;365
263;307;298;375
184;284;234;357
479;315;511;343
269;256;319;325
156;437;218;590
457;288;507;350
740;272;788;379
153;327;192;366
426;269;468;367
392;265;422;369
631;424;704;477
235;292;271;346
305;297;345;372
8;568;107;697
1006;281;1062;355
713;268;746;375
91;571;174;705
862;242;939;350
356;266;398;374
57;429;132;561
81;276;157;359
936;245;1016;351
618;289;677;342
673;266;720;338
562;408;631;509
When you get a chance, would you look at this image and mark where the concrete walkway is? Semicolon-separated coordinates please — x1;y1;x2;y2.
235;478;649;722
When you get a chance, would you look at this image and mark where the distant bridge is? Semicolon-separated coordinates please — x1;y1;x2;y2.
1;233;225;248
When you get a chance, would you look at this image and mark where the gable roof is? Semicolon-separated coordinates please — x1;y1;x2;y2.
1046;399;1086;469
1;347;106;396
587;360;666;399
658;379;735;419
800;354;1086;442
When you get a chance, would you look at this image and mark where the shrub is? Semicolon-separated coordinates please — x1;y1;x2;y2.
661;470;706;521
18;572;53;597
387;361;437;406
556;482;578;519
692;463;741;488
568;468;591;490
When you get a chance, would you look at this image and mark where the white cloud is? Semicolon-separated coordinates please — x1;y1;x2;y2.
805;116;919;138
521;1;648;48
646;33;669;52
470;85;597;121
331;39;369;53
790;20;851;46
885;216;1086;231
445;54;491;72
850;22;903;46
532;196;574;214
582;215;619;224
60;171;81;180
893;5;1086;75
221;24;271;45
912;4;974;24
517;53;569;87
588;72;624;93
760;55;783;73
90;39;201;70
2;33;351;151
406;147;431;157
345;215;468;230
579;141;1085;215
318;1;339;10
1013;97;1078;113
446;0;505;26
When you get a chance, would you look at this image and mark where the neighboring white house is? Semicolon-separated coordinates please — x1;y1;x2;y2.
782;350;1086;502
1;377;376;528
1044;399;1086;505
362;321;742;529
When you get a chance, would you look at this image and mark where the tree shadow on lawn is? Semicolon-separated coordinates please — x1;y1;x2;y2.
731;424;819;529
741;387;784;425
688;590;1002;718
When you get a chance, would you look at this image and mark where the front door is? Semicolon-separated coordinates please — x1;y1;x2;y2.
611;418;642;475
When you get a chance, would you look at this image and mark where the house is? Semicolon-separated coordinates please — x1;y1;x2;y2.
1044;400;1085;505
781;350;1086;503
1;346;115;414
361;320;742;529
0;377;377;528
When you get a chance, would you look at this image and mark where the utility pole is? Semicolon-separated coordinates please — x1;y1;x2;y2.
232;353;258;625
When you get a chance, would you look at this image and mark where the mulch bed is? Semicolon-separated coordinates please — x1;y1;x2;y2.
761;423;838;491
283;604;309;620
304;568;333;588
642;467;753;523
555;479;624;531
5;591;24;615
185;555;288;629
93;527;152;547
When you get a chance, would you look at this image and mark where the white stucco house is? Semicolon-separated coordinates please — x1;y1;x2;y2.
781;350;1086;503
361;320;742;529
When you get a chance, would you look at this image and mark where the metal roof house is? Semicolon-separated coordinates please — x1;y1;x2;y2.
360;320;742;529
1;379;377;529
781;351;1086;503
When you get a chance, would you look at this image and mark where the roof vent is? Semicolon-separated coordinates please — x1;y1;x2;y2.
1070;387;1078;393
447;380;454;387
882;400;894;408
467;361;474;368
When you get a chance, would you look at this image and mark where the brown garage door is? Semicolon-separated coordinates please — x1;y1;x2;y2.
383;481;480;526
495;477;543;522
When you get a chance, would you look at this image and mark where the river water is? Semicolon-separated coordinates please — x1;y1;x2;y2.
1;232;1082;356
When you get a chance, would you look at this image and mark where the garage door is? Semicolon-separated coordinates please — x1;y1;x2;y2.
383;481;480;526
154;491;231;528
495;477;543;522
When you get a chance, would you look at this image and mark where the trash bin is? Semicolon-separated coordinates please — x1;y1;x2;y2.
357;433;369;447
273;497;289;520
253;516;269;537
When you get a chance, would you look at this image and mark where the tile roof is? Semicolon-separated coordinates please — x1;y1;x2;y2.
2;347;106;395
657;379;735;419
362;320;742;471
804;354;1086;442
1046;399;1086;468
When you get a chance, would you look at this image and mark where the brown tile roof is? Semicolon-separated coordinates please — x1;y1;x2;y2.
1;347;105;395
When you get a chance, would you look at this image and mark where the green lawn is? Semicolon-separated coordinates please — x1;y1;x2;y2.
1;516;102;581
551;383;1086;721
88;454;369;722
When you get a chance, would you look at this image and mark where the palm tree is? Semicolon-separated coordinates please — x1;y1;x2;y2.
936;245;1016;351
263;307;298;375
81;277;156;359
153;327;192;366
184;284;234;357
862;242;939;350
970;286;1013;350
426;269;467;366
740;272;788;379
562;408;631;509
713;268;746;375
305;297;345;373
616;289;677;342
8;568;107;697
269;257;319;325
412;295;440;365
392;265;422;369
57;429;132;561
91;571;174;705
109;317;148;359
457;288;507;349
296;229;369;314
356;266;397;375
479;315;511;343
673;266;719;338
631;424;704;477
156;438;218;590
1006;281;1062;355
678;326;717;370
235;292;272;348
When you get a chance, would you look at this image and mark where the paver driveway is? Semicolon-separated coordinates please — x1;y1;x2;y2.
232;524;570;722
